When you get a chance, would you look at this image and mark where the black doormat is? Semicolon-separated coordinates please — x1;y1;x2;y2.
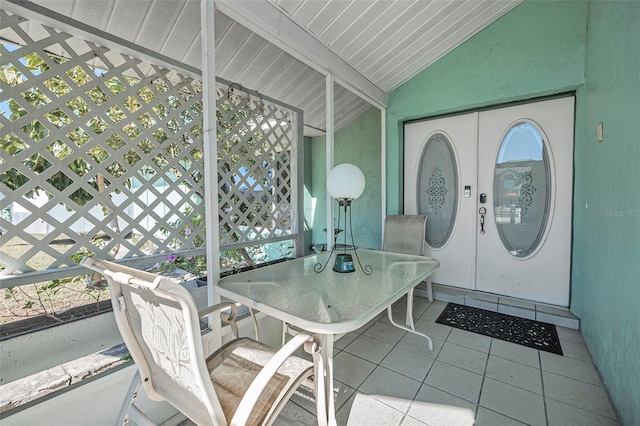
436;303;563;355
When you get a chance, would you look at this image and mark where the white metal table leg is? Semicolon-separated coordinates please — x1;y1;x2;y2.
388;305;433;351
405;289;415;329
321;334;337;426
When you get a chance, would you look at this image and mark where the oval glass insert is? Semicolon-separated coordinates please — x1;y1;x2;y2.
494;122;551;257
417;133;458;248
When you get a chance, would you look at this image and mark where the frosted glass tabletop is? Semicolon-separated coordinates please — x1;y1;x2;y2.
215;249;440;334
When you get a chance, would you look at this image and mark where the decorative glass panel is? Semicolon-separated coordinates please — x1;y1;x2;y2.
417;133;458;248
494;122;550;257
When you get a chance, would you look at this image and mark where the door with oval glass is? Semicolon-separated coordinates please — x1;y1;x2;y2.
404;96;574;306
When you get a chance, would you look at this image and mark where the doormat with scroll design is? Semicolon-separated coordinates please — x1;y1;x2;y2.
436;303;563;355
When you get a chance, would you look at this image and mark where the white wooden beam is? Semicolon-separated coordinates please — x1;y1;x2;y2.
326;75;335;249
215;0;388;109
201;0;222;343
381;107;387;247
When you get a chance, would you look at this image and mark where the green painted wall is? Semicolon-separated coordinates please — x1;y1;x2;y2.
386;0;588;214
573;2;640;424
309;106;382;250
385;1;639;423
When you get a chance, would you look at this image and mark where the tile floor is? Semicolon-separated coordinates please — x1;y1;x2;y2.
274;298;619;426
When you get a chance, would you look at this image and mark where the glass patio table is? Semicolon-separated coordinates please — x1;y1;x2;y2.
215;248;440;425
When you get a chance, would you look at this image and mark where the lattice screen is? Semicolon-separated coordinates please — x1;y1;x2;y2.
0;10;299;277
216;86;297;249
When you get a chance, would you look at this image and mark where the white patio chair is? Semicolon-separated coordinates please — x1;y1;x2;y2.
82;258;325;426
381;215;433;330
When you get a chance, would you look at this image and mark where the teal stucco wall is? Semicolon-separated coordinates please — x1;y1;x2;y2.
309;106;382;251
386;0;588;214
572;2;640;424
386;1;639;423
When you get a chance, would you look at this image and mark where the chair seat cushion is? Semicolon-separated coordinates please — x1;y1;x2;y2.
206;337;313;425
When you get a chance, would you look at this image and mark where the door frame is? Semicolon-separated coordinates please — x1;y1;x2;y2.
400;92;576;305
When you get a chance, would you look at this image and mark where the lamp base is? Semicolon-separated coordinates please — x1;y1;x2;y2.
333;253;355;273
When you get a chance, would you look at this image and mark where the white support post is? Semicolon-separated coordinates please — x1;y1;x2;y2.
381;108;387;248
325;75;335;250
201;0;222;346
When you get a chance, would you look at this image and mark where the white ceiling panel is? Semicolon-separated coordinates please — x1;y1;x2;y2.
21;0;521;135
107;0;150;42
134;0;185;51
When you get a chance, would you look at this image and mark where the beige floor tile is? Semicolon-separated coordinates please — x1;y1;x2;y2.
485;355;542;394
437;342;488;375
337;393;404;426
414;319;453;341
445;328;492;353
333;351;377;389
363;322;407;346
335;332;359;350
419;301;448;321
380;346;435;382
344;335;394;364
354;320;376;335
490;339;540;368
555;326;584;343
359;366;421;413
397;333;444;359
408;384;476;426
376;310;407;327
559;339;592;362
475;407;527;426
400;415;430;426
546;398;619;426
543;371;617;420
289;381;355;415
424;361;483;404
540;351;602;386
479;378;545;426
273;401;318;425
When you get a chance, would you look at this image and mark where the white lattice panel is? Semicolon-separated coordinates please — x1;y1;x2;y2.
0;10;299;277
0;10;206;275
216;86;297;248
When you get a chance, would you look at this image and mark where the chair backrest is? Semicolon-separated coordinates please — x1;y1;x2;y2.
381;215;427;255
82;258;226;426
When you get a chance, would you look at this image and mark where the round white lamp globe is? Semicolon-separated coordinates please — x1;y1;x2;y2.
327;163;365;200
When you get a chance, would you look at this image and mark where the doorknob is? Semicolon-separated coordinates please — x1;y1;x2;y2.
479;207;487;235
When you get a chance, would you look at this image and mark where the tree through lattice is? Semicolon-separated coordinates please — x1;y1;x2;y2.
216;88;296;248
0;10;206;274
0;10;298;277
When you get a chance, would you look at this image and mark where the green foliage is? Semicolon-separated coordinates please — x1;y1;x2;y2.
148;253;207;281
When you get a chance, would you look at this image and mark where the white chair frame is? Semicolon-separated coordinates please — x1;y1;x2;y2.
82;257;325;426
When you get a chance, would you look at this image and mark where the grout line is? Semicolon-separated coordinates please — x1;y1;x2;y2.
475;337;493;417
478;407;529;425
539;349;550;425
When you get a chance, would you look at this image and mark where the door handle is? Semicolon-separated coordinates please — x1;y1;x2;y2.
479;207;487;235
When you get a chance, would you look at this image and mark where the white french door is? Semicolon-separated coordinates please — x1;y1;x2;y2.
404;96;574;306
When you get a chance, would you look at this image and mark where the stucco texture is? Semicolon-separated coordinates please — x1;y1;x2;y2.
386;0;588;214
309;106;382;250
385;1;639;423
573;2;640;424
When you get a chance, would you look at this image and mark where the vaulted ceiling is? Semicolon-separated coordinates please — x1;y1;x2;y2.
20;0;521;136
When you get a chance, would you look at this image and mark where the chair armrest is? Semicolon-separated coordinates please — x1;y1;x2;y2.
230;333;314;426
198;301;238;318
199;302;239;338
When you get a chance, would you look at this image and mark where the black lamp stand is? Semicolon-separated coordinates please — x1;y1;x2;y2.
314;199;372;275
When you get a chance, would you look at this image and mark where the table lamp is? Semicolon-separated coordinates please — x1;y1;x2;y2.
315;163;371;274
